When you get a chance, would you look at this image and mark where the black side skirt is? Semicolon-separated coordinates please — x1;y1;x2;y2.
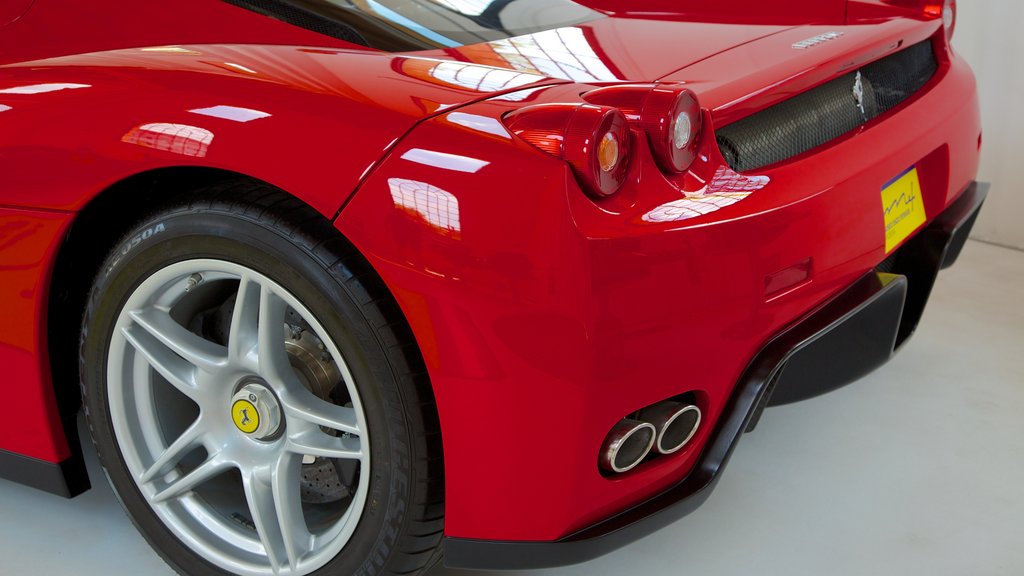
0;448;90;498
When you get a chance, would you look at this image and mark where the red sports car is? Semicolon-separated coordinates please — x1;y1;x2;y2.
0;1;983;575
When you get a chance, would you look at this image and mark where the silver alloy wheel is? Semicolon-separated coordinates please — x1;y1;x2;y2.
106;259;370;576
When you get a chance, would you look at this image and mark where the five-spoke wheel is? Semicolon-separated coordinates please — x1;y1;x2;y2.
107;260;369;575
81;190;443;576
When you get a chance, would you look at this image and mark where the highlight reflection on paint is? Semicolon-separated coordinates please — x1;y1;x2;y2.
445;112;510;139
388;178;461;238
122;123;214;157
189;105;271;123
140;46;202;55
400;148;490;173
0;83;90;95
427;60;544;92
485;27;620;82
643;167;770;223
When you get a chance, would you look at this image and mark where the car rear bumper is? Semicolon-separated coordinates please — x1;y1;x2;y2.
443;181;987;570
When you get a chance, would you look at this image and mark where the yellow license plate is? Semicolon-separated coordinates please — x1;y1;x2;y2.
881;167;927;253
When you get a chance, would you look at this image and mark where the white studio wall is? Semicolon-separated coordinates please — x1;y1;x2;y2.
955;0;1024;249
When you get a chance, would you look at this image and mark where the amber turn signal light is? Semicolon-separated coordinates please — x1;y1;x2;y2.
504;103;631;199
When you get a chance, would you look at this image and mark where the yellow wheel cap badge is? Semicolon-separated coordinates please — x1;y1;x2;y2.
231;399;260;434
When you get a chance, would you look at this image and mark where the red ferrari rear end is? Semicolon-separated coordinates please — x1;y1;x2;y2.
344;9;983;568
0;1;981;574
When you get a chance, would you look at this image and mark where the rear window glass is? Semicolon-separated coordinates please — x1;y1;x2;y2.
233;0;604;51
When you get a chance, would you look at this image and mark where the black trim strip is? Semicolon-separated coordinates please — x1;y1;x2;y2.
765;273;906;405
886;181;989;346
0;448;90;498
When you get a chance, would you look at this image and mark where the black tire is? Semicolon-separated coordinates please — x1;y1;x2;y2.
79;184;444;576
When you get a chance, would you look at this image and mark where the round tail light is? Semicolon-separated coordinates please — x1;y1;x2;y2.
925;0;956;41
641;87;702;174
583;84;704;175
503;103;631;199
563;105;631;198
944;0;957;41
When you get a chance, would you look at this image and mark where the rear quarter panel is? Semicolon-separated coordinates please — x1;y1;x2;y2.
0;43;555;463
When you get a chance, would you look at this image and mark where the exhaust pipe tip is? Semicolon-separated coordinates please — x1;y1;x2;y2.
600;419;656;474
639;402;702;455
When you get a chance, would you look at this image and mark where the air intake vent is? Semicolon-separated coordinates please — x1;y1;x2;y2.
716;40;937;173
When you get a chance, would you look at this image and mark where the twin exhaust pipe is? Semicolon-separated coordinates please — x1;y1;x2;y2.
599;402;702;474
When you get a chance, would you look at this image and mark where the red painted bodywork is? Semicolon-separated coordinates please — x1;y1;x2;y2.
580;0;847;24
0;208;73;462
0;0;978;544
578;0;937;25
0;1;33;27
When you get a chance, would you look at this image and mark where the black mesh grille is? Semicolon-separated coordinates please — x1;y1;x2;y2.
717;40;937;173
861;41;938;114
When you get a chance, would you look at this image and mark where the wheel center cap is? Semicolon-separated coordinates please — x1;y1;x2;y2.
231;382;281;440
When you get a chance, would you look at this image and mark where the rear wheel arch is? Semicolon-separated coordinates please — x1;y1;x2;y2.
46;168;445;532
48;167;270;456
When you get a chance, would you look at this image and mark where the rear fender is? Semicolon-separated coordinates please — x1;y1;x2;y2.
0;44;556;215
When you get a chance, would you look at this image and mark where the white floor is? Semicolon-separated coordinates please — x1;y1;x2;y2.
1;240;1021;576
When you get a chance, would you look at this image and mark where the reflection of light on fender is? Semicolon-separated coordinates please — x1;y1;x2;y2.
491;85;547;102
400;148;489;173
0;105;10;112
429;60;543;91
122;123;214;158
189;105;270;123
221;62;258;75
388;178;461;238
486;27;620;82
642;167;770;223
140;46;202;55
401;58;544;93
445;112;510;139
0;83;90;95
